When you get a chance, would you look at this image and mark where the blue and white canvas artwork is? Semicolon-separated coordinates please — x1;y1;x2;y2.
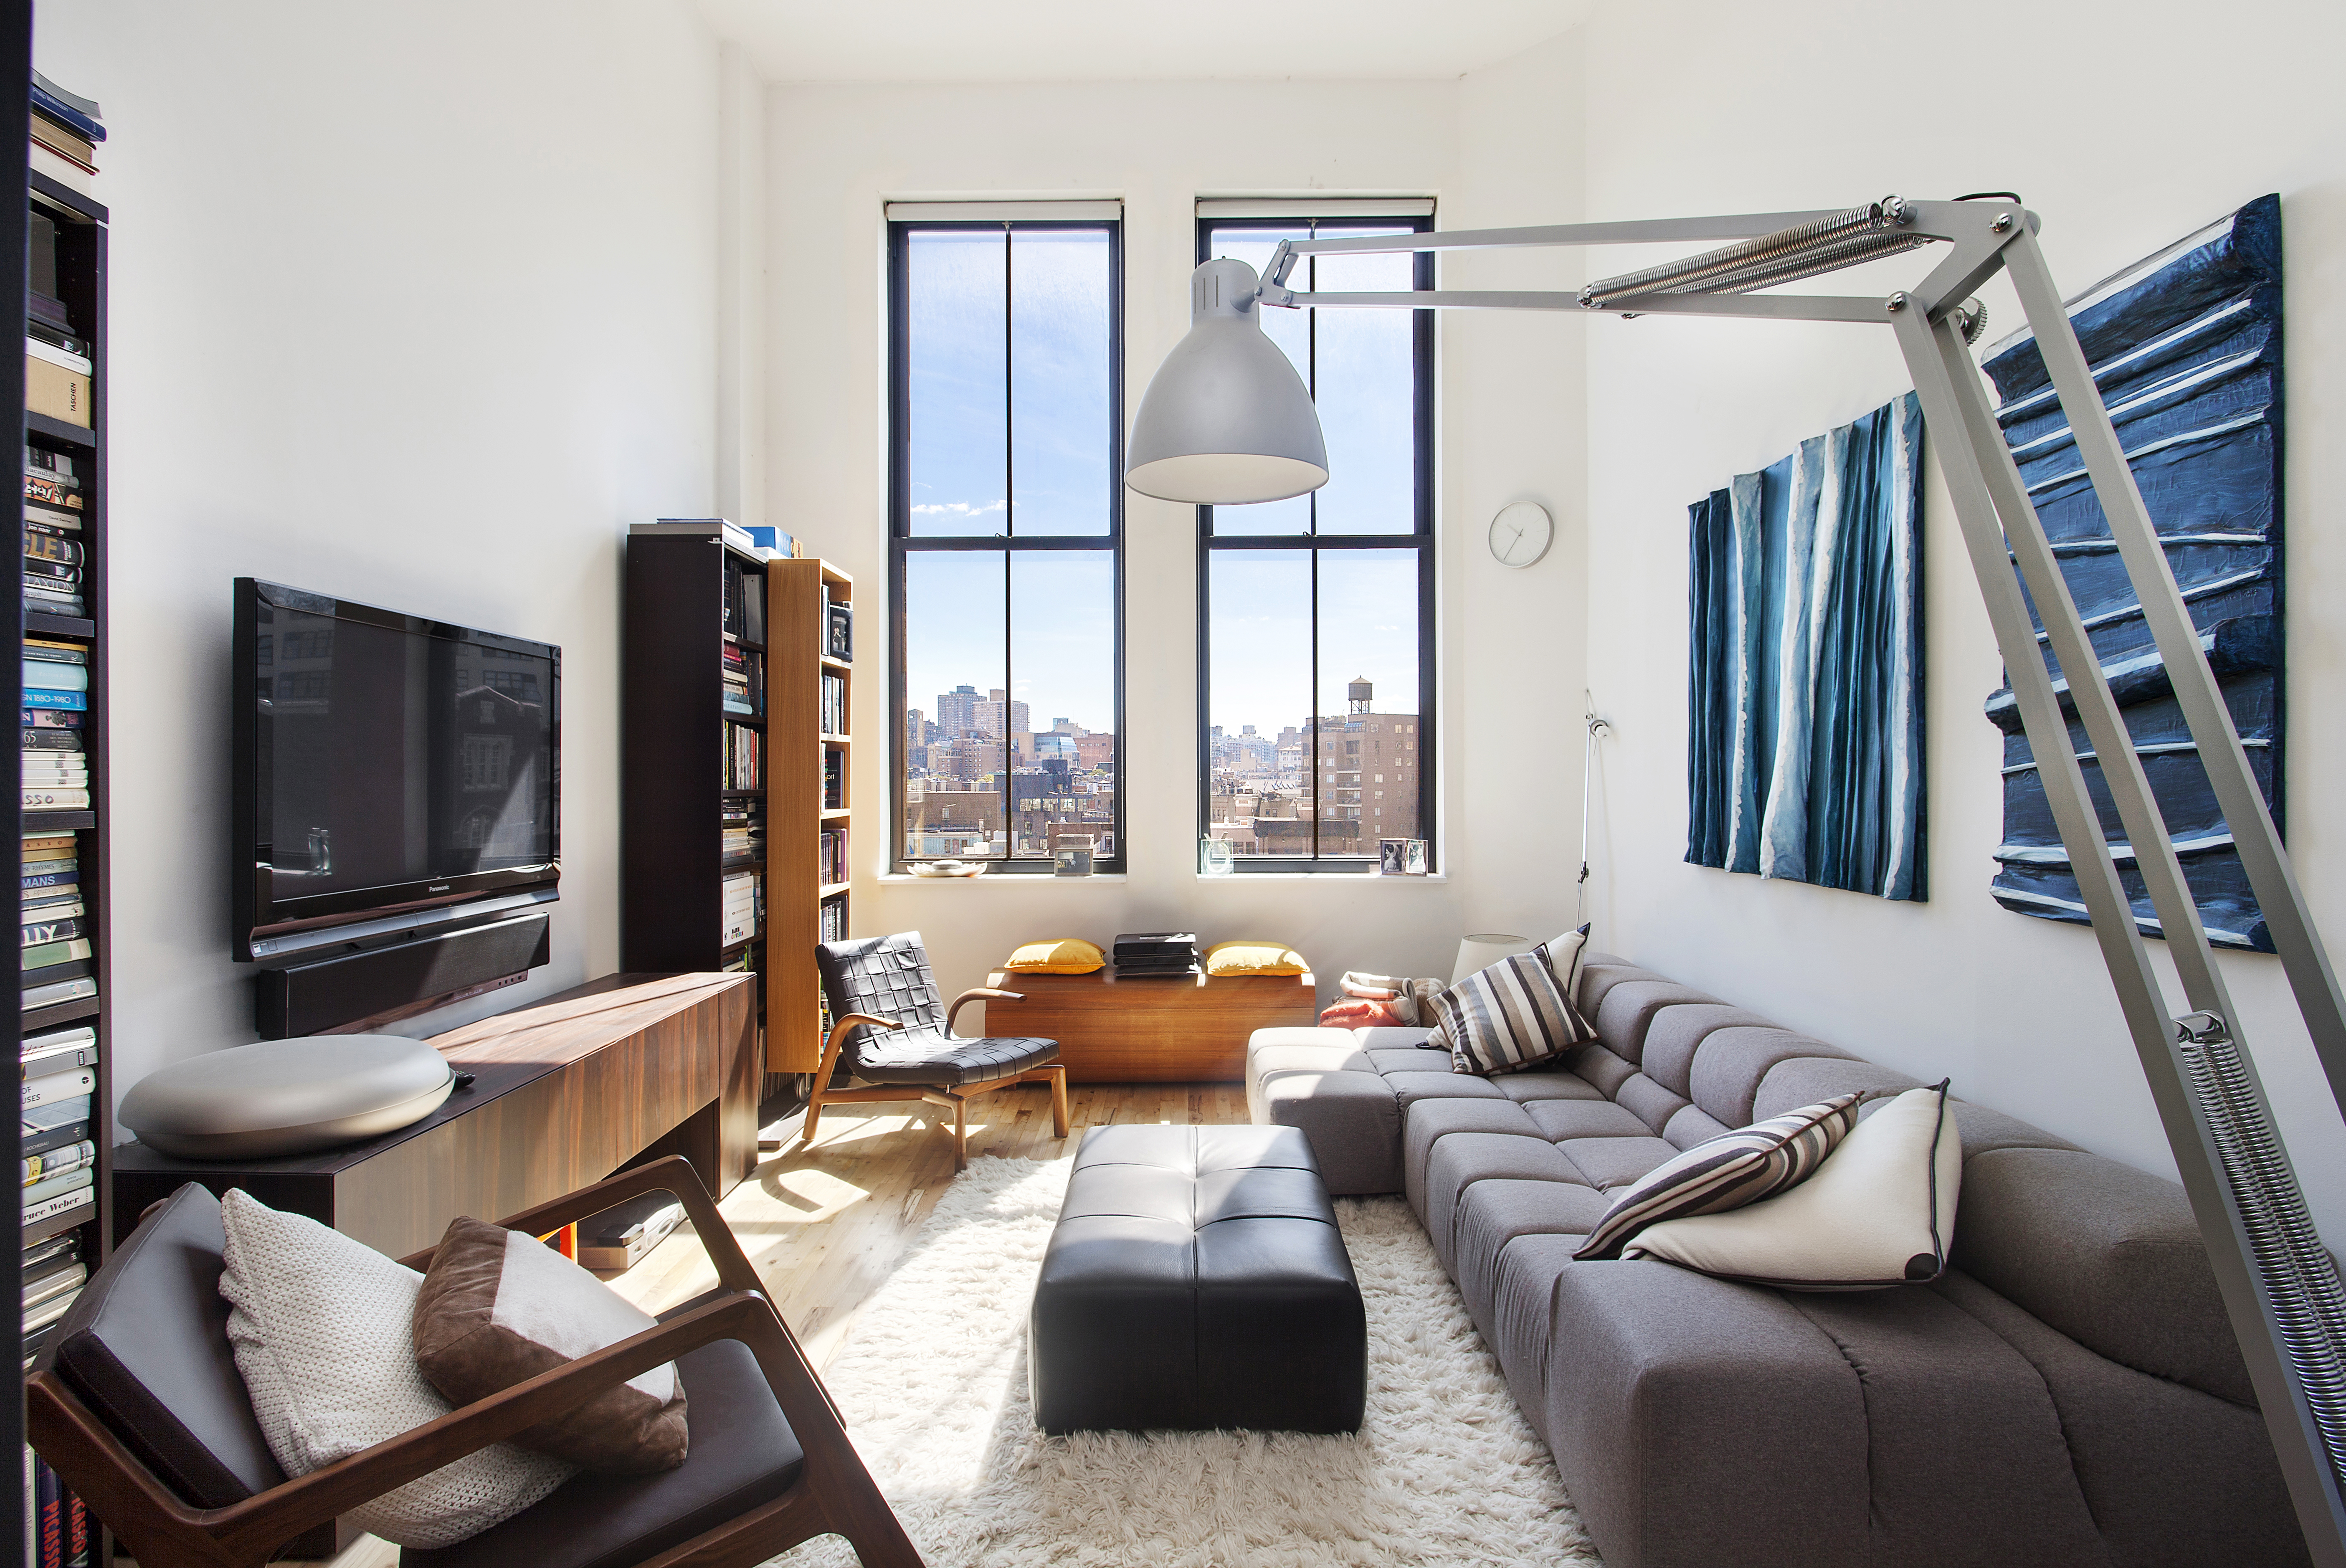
1686;393;1926;901
1979;194;2282;951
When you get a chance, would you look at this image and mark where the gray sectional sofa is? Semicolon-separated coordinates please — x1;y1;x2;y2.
1246;950;2309;1568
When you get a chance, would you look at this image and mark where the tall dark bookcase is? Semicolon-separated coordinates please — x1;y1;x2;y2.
20;174;107;1297
620;524;781;1165
621;532;848;1123
13;17;113;1564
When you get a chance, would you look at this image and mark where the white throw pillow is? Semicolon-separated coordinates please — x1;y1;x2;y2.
1623;1082;1961;1289
216;1189;573;1548
1540;924;1592;1004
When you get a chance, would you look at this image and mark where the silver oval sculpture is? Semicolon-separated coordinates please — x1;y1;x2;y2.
119;1034;456;1160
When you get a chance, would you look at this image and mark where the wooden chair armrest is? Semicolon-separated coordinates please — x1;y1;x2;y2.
395;1156;758;1296
224;1292;785;1562
946;988;1023;1036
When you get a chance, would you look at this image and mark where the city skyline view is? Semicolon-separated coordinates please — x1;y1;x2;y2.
895;217;1429;860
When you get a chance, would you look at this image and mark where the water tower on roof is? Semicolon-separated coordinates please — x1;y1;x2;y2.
1348;676;1373;714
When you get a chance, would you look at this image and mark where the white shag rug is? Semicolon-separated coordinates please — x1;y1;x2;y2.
770;1155;1599;1567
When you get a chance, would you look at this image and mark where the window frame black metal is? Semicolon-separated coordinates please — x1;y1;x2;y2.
885;215;1127;875
1193;211;1437;875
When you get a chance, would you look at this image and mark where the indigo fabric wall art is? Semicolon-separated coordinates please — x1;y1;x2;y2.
1980;194;2281;951
1687;393;1925;901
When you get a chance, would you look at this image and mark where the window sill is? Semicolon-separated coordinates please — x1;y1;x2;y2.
1198;872;1449;883
877;873;1131;885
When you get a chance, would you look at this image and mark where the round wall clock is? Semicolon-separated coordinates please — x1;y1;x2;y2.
1488;500;1553;568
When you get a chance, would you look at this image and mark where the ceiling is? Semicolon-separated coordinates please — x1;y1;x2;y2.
692;0;1590;84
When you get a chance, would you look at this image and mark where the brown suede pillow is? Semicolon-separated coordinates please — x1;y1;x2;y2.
413;1215;688;1474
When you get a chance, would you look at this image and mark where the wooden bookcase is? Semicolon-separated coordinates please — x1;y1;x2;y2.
20;171;109;1358
621;534;851;1087
765;558;851;1076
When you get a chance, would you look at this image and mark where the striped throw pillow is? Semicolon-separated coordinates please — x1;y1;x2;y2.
1432;945;1594;1077
1573;1092;1867;1261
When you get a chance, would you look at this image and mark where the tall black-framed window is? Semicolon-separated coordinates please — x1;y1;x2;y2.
888;215;1125;873
1198;212;1436;872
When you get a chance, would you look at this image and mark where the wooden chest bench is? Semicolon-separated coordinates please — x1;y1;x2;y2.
981;967;1318;1083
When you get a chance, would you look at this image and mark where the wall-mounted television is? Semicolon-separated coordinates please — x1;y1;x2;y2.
232;579;561;971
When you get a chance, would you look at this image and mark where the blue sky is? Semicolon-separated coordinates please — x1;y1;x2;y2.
904;225;1422;740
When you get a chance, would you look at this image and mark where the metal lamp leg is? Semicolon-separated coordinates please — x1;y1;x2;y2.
1895;301;2346;1567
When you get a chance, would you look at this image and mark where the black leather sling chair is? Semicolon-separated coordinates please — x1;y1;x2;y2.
25;1157;920;1568
808;931;1069;1170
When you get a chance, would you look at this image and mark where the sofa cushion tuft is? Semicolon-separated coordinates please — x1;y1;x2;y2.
1952;1145;2253;1406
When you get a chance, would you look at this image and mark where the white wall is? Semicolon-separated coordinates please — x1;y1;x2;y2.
35;0;725;1120
1576;0;2346;1231
764;68;1595;1012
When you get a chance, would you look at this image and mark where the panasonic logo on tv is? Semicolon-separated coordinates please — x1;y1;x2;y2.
428;884;451;892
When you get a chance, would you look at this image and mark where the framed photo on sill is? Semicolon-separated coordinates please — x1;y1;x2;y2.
1405;840;1429;876
1379;839;1409;876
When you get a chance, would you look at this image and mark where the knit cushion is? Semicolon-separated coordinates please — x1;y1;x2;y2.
1624;1082;1963;1289
1574;1092;1865;1260
1431;945;1593;1077
413;1216;688;1474
216;1190;571;1548
1203;940;1310;978
1002;938;1107;975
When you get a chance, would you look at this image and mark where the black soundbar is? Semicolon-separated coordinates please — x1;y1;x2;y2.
255;910;552;1038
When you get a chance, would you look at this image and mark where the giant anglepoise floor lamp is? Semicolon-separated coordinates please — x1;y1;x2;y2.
1126;196;2346;1565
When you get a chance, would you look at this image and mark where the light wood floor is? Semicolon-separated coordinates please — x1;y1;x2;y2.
311;1080;1250;1568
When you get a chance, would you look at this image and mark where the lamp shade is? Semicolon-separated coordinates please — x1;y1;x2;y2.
1453;933;1535;985
1126;258;1329;505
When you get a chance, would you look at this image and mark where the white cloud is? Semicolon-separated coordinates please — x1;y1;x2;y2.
911;499;1008;517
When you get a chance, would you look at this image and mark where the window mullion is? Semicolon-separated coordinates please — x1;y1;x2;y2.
1001;228;1014;861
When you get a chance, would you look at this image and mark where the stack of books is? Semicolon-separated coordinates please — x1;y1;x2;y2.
22;1026;96;1244
21;833;93;1011
819;828;847;889
22;650;88;809
721;870;763;947
721;645;759;716
21;839;87;980
1112;932;1201;980
23;447;84;618
724;723;762;791
820;671;847;736
819;898;846;943
823;749;844;810
720;803;763;868
27;71;103;195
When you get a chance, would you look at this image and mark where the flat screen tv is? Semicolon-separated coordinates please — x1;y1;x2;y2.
232;579;560;962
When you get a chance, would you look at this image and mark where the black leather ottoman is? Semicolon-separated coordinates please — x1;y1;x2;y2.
1028;1123;1366;1434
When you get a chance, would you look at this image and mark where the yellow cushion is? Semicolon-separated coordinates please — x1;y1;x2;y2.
1002;938;1106;974
1203;940;1310;978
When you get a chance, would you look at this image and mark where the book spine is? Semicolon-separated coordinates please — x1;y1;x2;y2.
22;1183;94;1228
28;82;104;144
21;1142;94;1185
34;1458;60;1568
23;356;89;429
19;939;91;970
20;1168;93;1209
20;791;89;810
21;1068;94;1110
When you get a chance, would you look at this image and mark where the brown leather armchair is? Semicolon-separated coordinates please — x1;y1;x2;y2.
26;1156;920;1568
